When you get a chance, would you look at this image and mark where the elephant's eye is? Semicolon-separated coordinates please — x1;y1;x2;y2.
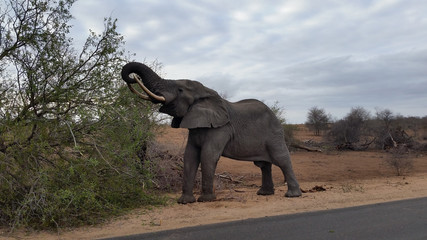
178;88;184;93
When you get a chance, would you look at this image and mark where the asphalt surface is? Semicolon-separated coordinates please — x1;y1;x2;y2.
102;197;427;240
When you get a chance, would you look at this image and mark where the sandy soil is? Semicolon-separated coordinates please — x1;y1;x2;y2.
2;126;427;240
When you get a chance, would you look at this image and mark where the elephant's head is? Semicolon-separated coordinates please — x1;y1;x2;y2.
121;62;230;129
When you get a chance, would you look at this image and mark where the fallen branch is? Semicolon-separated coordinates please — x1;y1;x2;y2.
291;143;322;152
216;172;244;183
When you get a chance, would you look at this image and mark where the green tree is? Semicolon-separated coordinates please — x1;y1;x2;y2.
305;106;330;136
0;0;163;229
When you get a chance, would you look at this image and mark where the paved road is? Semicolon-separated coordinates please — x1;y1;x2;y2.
103;197;427;240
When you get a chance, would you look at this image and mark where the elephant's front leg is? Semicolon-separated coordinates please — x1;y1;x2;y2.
197;150;221;202
177;143;200;204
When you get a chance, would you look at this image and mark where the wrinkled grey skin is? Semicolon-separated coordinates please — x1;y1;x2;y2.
121;62;302;204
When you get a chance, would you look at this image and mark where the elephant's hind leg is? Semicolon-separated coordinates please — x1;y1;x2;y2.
269;145;302;197
253;161;275;195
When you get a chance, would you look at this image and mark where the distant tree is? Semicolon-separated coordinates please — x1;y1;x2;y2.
374;108;396;148
305;106;331;136
342;106;371;142
327;107;373;150
375;108;395;130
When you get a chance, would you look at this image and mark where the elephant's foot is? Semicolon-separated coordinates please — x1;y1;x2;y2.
285;188;302;198
257;187;275;195
177;194;196;204
197;193;216;202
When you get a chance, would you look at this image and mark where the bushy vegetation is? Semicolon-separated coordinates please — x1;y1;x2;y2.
385;146;414;176
325;107;426;151
303;105;426;151
303;106;426;175
0;0;166;230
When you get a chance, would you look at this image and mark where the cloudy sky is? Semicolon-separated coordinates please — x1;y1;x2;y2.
70;0;427;123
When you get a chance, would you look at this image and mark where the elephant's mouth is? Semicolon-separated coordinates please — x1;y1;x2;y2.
126;73;166;103
159;102;183;118
159;105;173;116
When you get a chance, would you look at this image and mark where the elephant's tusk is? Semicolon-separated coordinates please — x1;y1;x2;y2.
129;73;166;102
127;83;151;101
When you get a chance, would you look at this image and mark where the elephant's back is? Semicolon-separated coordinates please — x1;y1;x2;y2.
230;99;281;126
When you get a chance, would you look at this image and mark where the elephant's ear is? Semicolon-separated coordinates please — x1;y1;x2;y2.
179;98;230;129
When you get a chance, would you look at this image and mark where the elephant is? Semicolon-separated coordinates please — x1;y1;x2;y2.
121;62;302;204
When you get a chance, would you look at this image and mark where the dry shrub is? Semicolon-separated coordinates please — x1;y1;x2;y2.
384;145;414;176
146;143;246;193
145;142;203;192
147;144;184;192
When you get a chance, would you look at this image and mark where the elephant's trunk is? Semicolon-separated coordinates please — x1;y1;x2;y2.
121;62;165;102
